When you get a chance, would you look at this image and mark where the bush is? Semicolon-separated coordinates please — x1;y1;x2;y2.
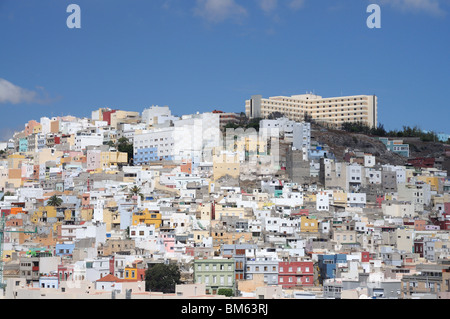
217;288;234;297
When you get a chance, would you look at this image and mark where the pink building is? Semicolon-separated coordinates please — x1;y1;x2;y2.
86;149;101;171
24;120;40;136
162;233;175;253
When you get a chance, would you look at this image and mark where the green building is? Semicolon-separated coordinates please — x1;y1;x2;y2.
193;258;236;295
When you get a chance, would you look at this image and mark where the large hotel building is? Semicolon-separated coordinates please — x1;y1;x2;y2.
245;93;378;128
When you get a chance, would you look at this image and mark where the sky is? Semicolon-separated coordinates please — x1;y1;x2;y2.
0;0;449;140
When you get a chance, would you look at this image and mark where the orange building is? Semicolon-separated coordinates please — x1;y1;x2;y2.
180;160;192;174
124;261;146;282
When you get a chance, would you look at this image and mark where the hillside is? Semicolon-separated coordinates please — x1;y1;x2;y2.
311;124;447;166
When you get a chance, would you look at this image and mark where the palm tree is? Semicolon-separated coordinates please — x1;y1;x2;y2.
130;185;144;201
47;195;63;207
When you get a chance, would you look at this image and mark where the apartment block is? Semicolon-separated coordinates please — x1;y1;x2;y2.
246;93;377;128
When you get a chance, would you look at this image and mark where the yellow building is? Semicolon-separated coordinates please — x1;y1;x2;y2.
212;231;253;249
100;151;128;169
131;209;162;228
212;153;240;181
64;209;75;222
193;230;211;245
417;176;441;192
80;207;94;221
110;110;141;129
214;204;248;220
124;261;145;281
303;194;316;203
234;134;267;156
7;168;22;188
299;216;319;233
33;124;42;134
333;191;348;207
246;93;378;128
31;206;57;224
37;148;64;165
8;154;25;169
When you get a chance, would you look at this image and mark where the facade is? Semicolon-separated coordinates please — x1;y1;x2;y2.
317;254;348;283
194;258;236;295
2;101;450;301
379;138;410;157
401;264;450;299
246;93;378;128
278;261;314;288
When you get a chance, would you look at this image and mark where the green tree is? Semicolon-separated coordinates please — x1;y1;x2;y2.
267;111;284;120
217;288;234;297
246;117;261;131
130;185;143;200
145;263;181;293
370;123;387;136
47;195;63;207
117;137;134;164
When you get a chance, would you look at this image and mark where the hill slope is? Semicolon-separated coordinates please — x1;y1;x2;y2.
311;124;447;166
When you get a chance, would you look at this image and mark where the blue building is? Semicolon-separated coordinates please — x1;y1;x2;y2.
55;243;75;256
19;137;28;153
317;254;347;282
378;137;410;157
134;147;159;165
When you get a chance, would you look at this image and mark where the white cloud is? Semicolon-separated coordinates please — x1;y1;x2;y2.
194;0;247;23
0;78;52;105
376;0;446;16
288;0;306;11
259;0;278;13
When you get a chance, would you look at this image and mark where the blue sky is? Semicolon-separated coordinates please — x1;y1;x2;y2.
0;0;449;140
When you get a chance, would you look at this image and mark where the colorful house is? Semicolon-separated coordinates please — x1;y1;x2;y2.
131;209;162;228
194;258;236;295
278;261;314;288
378;137;410;157
124;261;146;282
299;216;319;233
317;254;347;283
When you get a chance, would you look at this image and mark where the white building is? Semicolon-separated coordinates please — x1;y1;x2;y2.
292;122;311;153
347;163;363;191
365;168;381;185
142;105;178;126
134;112;221;165
347;193;367;208
316;191;330;211
74;133;104;152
